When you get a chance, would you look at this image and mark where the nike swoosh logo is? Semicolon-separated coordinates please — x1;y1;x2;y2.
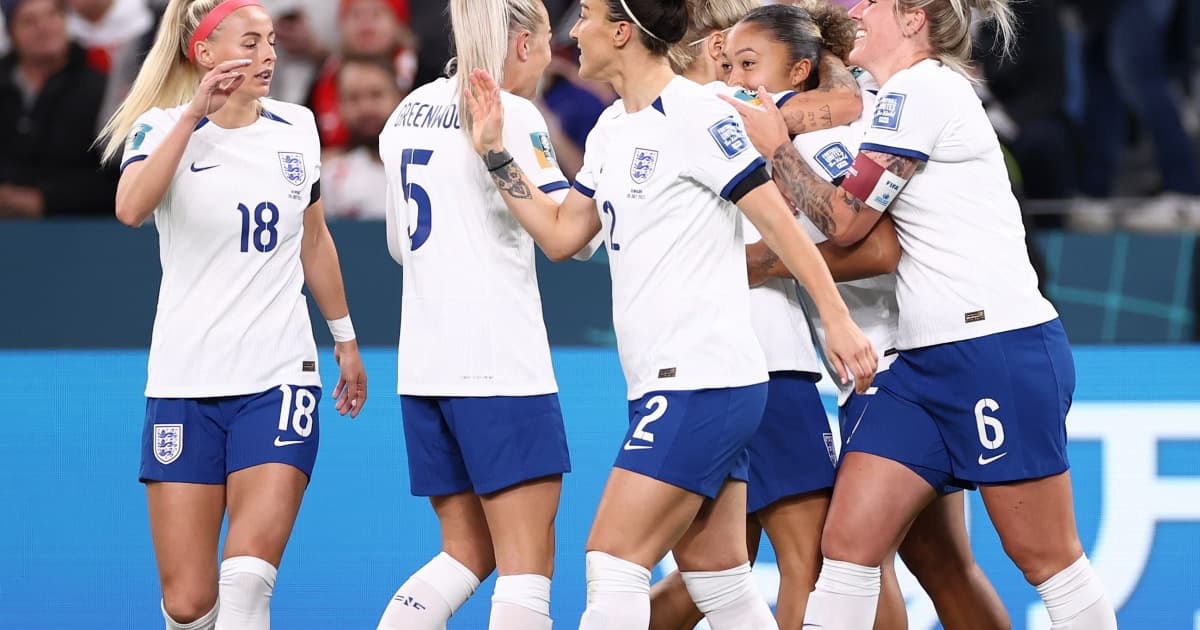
190;163;220;172
978;452;1008;466
274;437;305;447
623;440;652;451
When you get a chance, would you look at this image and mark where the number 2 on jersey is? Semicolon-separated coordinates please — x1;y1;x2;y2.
401;148;435;251
602;201;621;251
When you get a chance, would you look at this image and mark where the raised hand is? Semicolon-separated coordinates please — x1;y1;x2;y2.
187;59;253;120
464;68;507;155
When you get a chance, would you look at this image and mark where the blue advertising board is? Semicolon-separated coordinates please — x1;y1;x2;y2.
0;346;1197;628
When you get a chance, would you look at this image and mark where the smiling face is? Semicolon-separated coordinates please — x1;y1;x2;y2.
723;21;804;94
197;6;277;98
569;0;620;81
847;0;907;71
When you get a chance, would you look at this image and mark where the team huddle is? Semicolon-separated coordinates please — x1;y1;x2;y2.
105;0;1120;628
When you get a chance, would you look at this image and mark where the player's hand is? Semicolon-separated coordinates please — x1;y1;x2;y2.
186;59;252;120
719;85;791;162
464;68;506;155
824;313;878;393
332;340;367;418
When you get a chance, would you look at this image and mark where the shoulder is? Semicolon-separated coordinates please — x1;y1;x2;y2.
500;90;548;126
260;98;317;128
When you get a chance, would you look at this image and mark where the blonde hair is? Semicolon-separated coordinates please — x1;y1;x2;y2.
98;0;226;163
667;0;758;74
449;0;545;135
896;0;1016;76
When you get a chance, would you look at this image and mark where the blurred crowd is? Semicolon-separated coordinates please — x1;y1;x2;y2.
1;0;1200;231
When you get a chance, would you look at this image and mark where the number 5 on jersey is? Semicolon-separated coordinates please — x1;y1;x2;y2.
401;148;434;251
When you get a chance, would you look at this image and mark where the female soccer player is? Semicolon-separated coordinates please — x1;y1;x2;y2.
98;1;367;628
724;1;1118;628
373;2;573;629
466;1;877;627
650;3;904;630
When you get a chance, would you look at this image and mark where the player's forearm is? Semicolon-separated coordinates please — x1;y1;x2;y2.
301;222;350;321
114;112;203;227
769;142;874;246
481;148;591;261
759;214;850;322
779;57;861;135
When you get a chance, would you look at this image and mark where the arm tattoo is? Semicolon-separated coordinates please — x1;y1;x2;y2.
484;150;533;200
771;143;867;238
783;104;834;135
817;54;860;94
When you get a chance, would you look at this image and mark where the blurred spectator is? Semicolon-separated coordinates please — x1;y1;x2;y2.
975;0;1076;203
307;0;414;150
321;56;400;220
66;0;153;123
0;0;116;218
0;12;8;55
1075;0;1200;228
267;0;335;105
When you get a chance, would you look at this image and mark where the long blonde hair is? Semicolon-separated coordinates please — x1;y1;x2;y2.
448;0;544;135
667;0;758;75
896;0;1016;77
97;0;224;163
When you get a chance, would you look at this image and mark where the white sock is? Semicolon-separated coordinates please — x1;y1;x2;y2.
801;558;880;630
577;551;652;630
215;556;277;630
377;552;482;630
681;563;777;629
163;600;218;630
490;574;553;630
1036;555;1118;629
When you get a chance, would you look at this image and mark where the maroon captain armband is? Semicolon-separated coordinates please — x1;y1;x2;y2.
840;152;909;213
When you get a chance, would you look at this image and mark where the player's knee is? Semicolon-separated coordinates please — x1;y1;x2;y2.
162;591;218;624
673;544;747;573
442;539;496;582
1001;535;1084;586
820;521;883;567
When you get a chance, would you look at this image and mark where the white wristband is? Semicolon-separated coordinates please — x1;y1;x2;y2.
326;316;356;343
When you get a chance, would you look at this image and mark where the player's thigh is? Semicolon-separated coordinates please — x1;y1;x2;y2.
672;480;753;571
430;490;495;581
223;463;308;566
757;489;830;584
980;471;1084;585
899;491;972;580
586;467;706;570
823;452;936;566
146;481;225;613
479;475;563;577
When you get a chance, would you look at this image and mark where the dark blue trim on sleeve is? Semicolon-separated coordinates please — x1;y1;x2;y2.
720;156;768;201
573;181;596;198
652;97;665;115
859;142;930;162
120;154;148;172
539;180;571;194
194;117;209;131
775;92;797;108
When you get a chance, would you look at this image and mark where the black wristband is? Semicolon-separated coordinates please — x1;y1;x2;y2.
487;157;515;172
484;149;514;172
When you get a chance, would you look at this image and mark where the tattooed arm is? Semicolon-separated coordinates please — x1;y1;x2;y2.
746;214;901;287
778;51;863;135
466;70;601;261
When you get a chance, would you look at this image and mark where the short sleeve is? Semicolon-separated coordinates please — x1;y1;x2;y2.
120;108;173;172
503;97;570;196
685;95;767;201
859;69;946;161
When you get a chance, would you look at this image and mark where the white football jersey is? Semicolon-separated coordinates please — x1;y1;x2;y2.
123;100;323;398
575;77;769;400
381;78;567;397
860;60;1057;349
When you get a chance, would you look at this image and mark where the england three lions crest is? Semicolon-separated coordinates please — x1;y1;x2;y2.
278;152;307;186
153;424;183;465
630;148;659;184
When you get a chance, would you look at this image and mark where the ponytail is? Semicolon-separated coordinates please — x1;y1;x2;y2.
895;0;1016;77
97;0;223;163
449;0;543;136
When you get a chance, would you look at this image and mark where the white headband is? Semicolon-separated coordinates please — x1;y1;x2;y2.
617;0;667;43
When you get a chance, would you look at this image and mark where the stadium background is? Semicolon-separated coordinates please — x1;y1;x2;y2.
2;0;1200;624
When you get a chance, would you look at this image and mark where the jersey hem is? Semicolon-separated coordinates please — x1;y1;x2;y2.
397;385;560;397
625;375;768;401
896;311;1059;351
144;376;323;399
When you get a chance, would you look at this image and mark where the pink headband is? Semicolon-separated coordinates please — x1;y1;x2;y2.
187;0;265;62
